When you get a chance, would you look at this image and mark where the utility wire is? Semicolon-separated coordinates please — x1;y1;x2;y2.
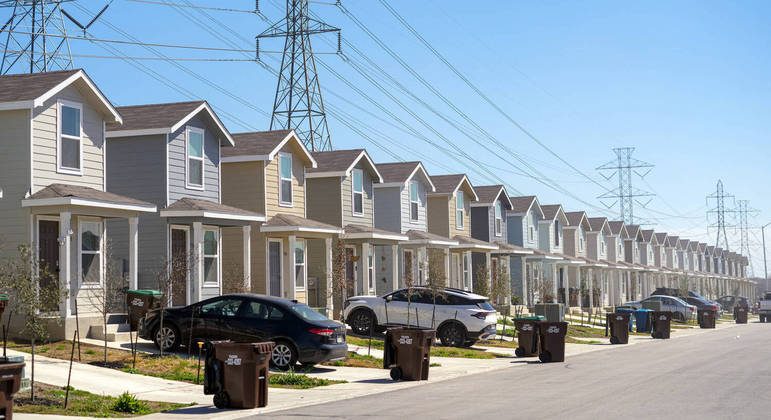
125;0;258;13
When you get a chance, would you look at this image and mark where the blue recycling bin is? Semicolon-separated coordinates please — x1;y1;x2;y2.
634;309;653;332
615;308;635;332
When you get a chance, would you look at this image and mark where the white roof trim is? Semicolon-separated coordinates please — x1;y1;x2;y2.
170;102;234;147
408;162;436;192
159;209;265;222
0;100;33;111
344;232;409;242
33;70;122;124
266;130;317;168
492;248;534;255
402;239;459;247
450;243;499;251
21;197;156;213
526;254;563;261
348;150;383;183
373;182;407;189
260;225;342;234
221;154;270;163
472;186;511;208
428;174;478;201
106;128;171;138
305;171;346;178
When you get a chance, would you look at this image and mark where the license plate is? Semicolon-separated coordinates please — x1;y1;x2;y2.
336;335;344;344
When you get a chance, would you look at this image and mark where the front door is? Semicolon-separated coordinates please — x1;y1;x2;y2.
345;247;356;298
268;241;282;297
170;228;188;306
38;220;60;311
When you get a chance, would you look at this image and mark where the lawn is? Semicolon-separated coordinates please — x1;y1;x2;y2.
14;383;191;417
476;339;519;349
323;351;383;369
346;336;509;359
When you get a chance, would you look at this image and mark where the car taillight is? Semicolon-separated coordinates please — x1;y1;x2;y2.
712;305;718;311
309;328;335;336
471;312;492;320
689;307;694;312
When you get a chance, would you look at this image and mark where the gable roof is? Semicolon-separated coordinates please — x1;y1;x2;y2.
221;130;316;167
509;195;543;217
375;161;435;191
587;217;611;234
107;100;234;146
160;197;264;222
564;211;590;230
678;239;690;250
608;221;628;237
666;236;680;247
688;241;699;252
0;69;121;123
471;185;512;209
306;149;382;182
625;224;642;240
655;232;668;245
641;229;656;243
429;174;476;200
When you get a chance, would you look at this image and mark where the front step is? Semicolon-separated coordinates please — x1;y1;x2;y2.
88;323;133;342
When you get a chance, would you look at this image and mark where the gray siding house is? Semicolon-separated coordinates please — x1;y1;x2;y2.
506;196;544;305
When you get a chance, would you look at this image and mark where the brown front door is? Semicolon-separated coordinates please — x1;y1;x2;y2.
345;248;355;298
38;220;60;311
170;228;188;306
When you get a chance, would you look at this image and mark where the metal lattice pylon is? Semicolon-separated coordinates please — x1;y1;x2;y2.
597;147;655;225
706;180;735;251
258;0;339;151
0;0;75;75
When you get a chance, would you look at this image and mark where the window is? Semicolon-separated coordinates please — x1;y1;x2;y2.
409;181;419;221
295;240;306;290
80;220;102;285
462;254;470;290
201;298;242;317
529;225;534;241
279;152;293;206
554;220;560;246
58;101;82;174
494;201;502;236
352;169;364;215
187;127;204;189
455;191;464;229
578;227;584;251
601;238;606;254
417;248;425;285
368;246;375;292
203;228;219;286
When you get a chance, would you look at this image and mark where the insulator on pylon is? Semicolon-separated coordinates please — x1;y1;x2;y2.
337;31;341;54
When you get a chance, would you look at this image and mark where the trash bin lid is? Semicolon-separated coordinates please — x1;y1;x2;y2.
514;316;546;321
634;309;653;313
0;294;8;300
615;308;635;313
127;289;163;297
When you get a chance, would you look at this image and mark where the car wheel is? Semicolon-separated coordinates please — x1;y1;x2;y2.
154;324;180;352
390;367;402;381
271;340;298;371
213;391;229;409
438;323;466;347
350;309;375;336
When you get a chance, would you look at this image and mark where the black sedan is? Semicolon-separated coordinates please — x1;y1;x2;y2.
138;294;347;370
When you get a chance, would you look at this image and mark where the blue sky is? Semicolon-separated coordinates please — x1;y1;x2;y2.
6;1;769;274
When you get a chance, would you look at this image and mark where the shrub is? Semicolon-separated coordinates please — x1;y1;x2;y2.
111;392;148;414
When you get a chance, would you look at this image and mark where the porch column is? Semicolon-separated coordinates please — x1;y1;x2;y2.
588;267;594;312
242;225;251;292
361;242;370;295
128;216;139;290
391;244;399;291
192;222;203;305
552;264;558;304
288;235;297;300
522;260;529;306
325;237;333;311
563;267;570;310
486;252;492;292
444;248;450;287
59;212;72;318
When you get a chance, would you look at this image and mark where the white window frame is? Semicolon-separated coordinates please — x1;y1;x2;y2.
578;227;584;251
185;126;205;190
78;217;103;289
202;227;220;287
295;239;307;291
529;225;535;242
409;180;419;221
601;237;605;255
57;100;84;175
351;168;364;217
168;225;191;303
494;201;502;237
278;152;293;207
367;246;375;294
455;190;464;230
267;239;283;297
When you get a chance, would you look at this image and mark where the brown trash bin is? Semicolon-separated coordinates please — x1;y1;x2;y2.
204;340;275;409
513;318;541;357
126;290;163;331
536;321;568;363
735;307;748;324
651;311;672;339
698;309;716;329
606;313;631;344
0;359;25;419
383;328;435;381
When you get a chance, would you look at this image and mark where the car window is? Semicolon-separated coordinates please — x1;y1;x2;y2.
240;301;269;319
201;298;243;317
413;291;434;305
267;305;285;320
645;296;661;302
390;291;408;302
290;304;328;321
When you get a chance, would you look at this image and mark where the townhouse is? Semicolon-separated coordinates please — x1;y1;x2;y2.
586;217;613;307
506;196;544;306
535;204;570;303
607;221;631;304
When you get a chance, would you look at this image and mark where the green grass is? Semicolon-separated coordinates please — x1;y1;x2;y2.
324;352;383;369
346;336;508;359
346;336;385;350
268;370;345;389
14;383;191;417
477;339;519;349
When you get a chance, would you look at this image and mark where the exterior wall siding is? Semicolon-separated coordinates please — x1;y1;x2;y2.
341;162;375;228
167;116;220;204
471;207;489;242
506;215;523;247
0;109;32;258
265;143;305;218
374;187;401;233
306;177;343;227
427;196;449;237
401;182;427;233
449;192;471;238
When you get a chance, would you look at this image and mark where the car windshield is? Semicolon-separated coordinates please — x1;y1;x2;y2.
290;304;330;322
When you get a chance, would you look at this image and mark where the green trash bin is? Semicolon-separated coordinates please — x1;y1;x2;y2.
126;290;163;331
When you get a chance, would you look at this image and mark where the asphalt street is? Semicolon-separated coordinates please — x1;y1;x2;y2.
257;322;771;419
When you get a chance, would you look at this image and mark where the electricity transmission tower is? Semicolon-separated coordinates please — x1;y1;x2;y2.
597;147;655;225
0;0;76;75
736;199;758;276
257;0;340;151
706;180;735;250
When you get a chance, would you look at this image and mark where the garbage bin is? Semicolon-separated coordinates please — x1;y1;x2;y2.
651;311;672;339
615;308;635;332
734;307;748;324
698;309;716;329
606;313;630;344
0;358;25;419
536;321;568;363
634;309;653;332
512;316;545;357
383;327;435;381
204;340;275;409
126;289;163;331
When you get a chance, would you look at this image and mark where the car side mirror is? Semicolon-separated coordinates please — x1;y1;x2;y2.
193;306;201;316
385;295;393;302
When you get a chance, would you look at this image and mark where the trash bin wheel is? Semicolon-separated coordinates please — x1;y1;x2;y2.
538;352;552;363
514;347;524;357
213;390;230;409
390;367;402;381
760;315;765;323
610;336;619;345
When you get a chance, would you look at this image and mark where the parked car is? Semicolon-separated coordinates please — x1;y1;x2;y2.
652;288;722;312
623;295;696;322
758;292;771;323
683;296;720;314
138;294;347;370
342;287;498;347
717;295;751;313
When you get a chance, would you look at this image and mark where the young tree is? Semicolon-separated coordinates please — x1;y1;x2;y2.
86;240;127;364
490;263;510;315
330;238;351;322
0;245;67;401
473;265;490;298
424;250;448;328
536;279;554;304
153;252;191;356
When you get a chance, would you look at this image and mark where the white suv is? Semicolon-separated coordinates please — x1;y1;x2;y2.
343;287;498;347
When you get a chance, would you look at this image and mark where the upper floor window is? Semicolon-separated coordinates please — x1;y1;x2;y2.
601;238;605;254
58;101;82;174
494;201;502;236
619;241;623;256
186;127;205;189
529;225;535;241
409;180;419;221
554;220;560;246
578;227;584;251
635;245;639;257
455;190;464;229
279;152;293;206
352;169;364;216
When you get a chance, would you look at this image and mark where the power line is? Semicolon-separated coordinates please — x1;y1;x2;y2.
124;0;258;14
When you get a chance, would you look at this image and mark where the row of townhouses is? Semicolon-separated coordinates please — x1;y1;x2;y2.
0;70;755;339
